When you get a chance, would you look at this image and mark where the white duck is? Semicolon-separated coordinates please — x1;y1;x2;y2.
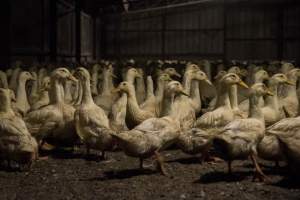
212;83;273;182
0;88;38;170
262;73;294;126
15;71;36;116
194;73;248;130
280;68;300;117
25;68;78;147
74;67;114;158
111;81;188;175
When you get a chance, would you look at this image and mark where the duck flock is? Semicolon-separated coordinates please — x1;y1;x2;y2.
1;60;300;182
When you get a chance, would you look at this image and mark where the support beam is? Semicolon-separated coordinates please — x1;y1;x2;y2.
49;0;57;62
0;0;11;67
277;5;284;61
75;0;82;63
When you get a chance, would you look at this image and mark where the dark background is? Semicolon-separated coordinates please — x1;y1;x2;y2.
0;0;299;66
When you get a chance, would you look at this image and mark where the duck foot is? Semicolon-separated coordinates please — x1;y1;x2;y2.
250;154;271;183
37;156;48;161
200;152;223;164
40;142;56;151
154;151;172;178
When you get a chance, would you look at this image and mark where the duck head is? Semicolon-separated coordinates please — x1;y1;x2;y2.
127;68;142;79
19;71;36;81
164;68;181;78
166;81;189;97
194;70;212;85
249;83;273;97
114;82;134;95
270;73;294;86
214;70;227;80
75;67;91;82
255;70;269;81
221;73;249;89
51;68;77;82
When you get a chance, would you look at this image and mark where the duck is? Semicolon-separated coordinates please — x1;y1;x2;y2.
9;67;22;94
31;76;51;111
0;70;9;88
115;81;155;129
74;67;114;158
14;71;36;116
136;68;146;105
172;67;210;131
28;72;40;106
262;73;294;126
212;83;273;182
140;73;172;117
111;81;188;175
90;63;100;96
25;68;78;147
258;116;300;172
0;88;38;170
194;73;249;130
238;69;269;115
94;64;117;115
205;70;227;112
279;68;300;117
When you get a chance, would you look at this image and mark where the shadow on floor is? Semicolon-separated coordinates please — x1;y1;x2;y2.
84;168;157;181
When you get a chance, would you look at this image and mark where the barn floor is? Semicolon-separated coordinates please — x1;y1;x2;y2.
0;149;299;200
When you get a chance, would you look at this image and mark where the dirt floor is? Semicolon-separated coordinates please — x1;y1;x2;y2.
0;149;300;200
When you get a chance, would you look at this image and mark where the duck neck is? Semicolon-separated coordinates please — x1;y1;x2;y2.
101;71;111;95
182;72;192;94
249;95;264;123
160;89;175;117
0;72;8;88
126;84;142;116
265;81;279;110
155;79;165;98
215;84;231;108
285;75;297;98
229;85;238;109
50;78;64;104
64;81;73;100
16;78;30;109
146;76;154;98
81;78;94;105
91;70;98;94
0;95;12;113
191;80;201;110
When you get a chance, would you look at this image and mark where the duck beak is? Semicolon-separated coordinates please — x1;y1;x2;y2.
111;88;121;94
174;72;181;78
267;90;274;96
285;80;295;86
238;80;249;89
111;73;118;79
180;91;189;97
68;74;78;82
204;79;212;86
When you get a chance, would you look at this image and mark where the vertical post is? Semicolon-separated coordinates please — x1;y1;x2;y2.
223;0;227;65
49;0;57;62
40;0;45;62
75;0;82;64
99;14;107;59
161;11;166;60
115;14;121;60
277;5;284;61
0;0;11;67
92;16;97;60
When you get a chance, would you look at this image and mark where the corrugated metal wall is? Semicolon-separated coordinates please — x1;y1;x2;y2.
103;1;300;62
10;0;95;63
